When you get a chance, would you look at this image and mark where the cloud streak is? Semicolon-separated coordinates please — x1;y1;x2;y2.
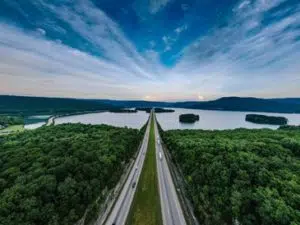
174;0;300;98
0;0;299;100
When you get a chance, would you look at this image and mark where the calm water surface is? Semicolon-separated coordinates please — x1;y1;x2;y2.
25;122;46;130
52;108;300;130
156;108;300;130
24;115;51;130
55;111;149;129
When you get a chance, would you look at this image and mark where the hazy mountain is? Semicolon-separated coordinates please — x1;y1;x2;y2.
1;95;300;115
0;95;115;115
173;97;300;113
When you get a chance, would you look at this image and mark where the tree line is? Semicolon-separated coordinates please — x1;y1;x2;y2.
246;114;288;125
0;115;24;128
160;127;300;225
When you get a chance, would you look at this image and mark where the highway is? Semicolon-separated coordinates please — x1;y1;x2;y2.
104;113;151;225
154;116;187;225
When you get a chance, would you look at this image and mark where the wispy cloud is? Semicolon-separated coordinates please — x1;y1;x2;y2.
149;0;171;14
0;0;299;100
175;25;187;34
0;23;148;98
173;0;300;98
0;0;167;99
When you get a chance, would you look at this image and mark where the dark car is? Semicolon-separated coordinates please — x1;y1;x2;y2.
132;181;136;188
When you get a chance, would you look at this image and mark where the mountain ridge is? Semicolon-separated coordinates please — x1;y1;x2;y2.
1;95;300;114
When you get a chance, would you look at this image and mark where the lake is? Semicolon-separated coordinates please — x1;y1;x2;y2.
156;108;300;130
24;115;51;130
25;122;46;130
55;111;149;129
51;108;300;130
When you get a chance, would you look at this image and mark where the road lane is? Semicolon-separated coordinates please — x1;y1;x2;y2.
154;116;187;225
104;111;187;225
104;114;151;225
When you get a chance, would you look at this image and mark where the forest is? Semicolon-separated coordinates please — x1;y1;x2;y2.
0;115;24;128
160;127;300;225
246;114;288;125
136;107;175;113
0;123;146;225
279;125;300;131
174;97;300;113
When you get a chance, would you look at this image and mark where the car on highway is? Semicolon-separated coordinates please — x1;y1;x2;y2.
132;181;136;188
159;151;162;160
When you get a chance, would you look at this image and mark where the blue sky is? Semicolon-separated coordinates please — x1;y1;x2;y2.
0;0;299;101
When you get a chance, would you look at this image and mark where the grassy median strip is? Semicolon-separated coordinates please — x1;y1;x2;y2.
126;113;163;225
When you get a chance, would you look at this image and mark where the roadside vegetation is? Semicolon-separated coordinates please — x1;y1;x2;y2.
160;128;300;225
126;114;163;225
0;123;145;225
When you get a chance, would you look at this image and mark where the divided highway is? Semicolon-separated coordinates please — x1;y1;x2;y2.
104;111;187;225
154;116;187;225
104;114;151;225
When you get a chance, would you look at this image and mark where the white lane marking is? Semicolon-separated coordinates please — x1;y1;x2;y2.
154;121;187;225
157;141;173;225
105;119;151;225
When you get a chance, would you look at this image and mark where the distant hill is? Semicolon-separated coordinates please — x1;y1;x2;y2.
94;99;173;108
0;95;115;115
269;98;300;105
99;97;300;113
1;95;300;115
174;97;300;113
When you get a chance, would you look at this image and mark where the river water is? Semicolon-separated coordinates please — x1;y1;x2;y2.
156;108;300;130
55;111;149;129
50;108;300;130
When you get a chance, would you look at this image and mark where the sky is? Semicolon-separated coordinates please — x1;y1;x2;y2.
0;0;299;101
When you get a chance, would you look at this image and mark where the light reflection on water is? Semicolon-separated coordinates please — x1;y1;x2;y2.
55;111;149;129
49;109;300;130
156;108;300;130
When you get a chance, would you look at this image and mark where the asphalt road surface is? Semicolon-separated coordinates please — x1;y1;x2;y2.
154;117;187;225
104;114;151;225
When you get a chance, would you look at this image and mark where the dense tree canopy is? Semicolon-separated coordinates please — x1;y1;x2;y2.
160;127;300;225
136;107;175;113
0;123;145;225
179;114;200;123
246;114;288;125
0;115;24;128
279;125;300;131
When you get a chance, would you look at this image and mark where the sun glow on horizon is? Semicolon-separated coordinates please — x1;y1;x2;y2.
197;95;205;101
